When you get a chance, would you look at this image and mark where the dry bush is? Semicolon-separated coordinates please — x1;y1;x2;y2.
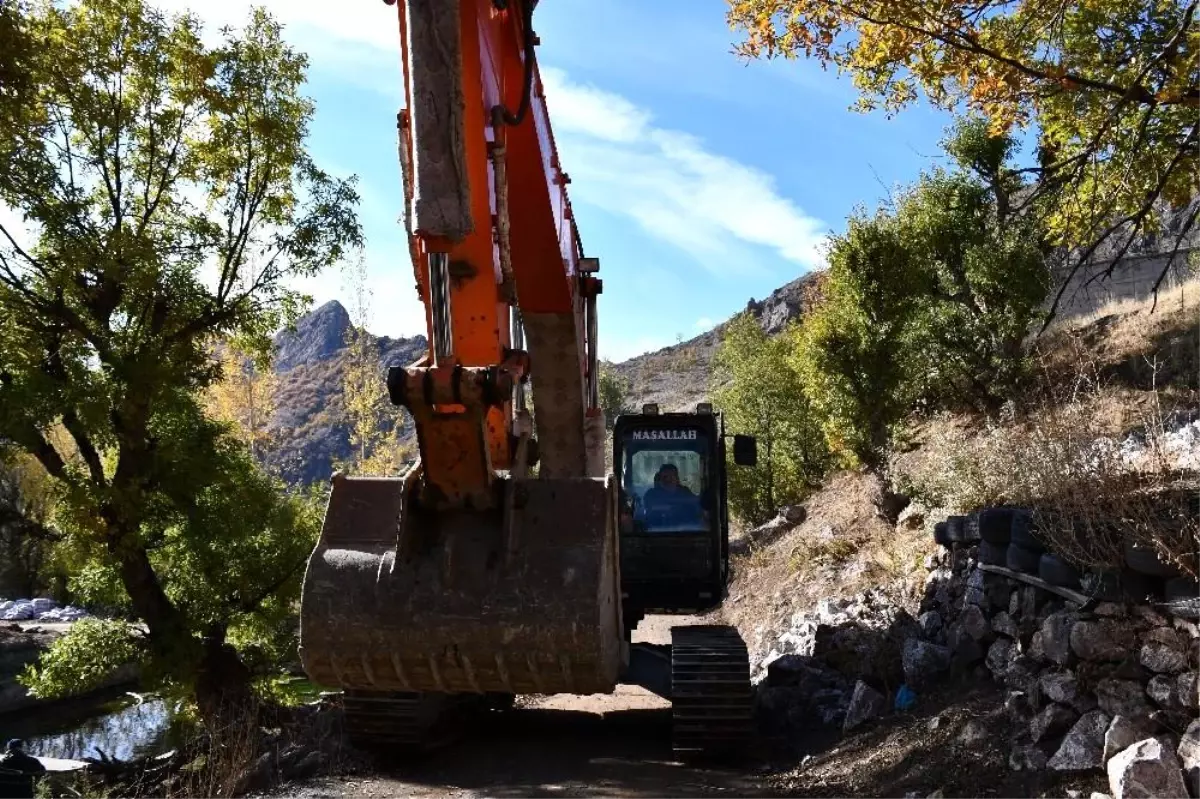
786;535;862;576
895;353;1199;578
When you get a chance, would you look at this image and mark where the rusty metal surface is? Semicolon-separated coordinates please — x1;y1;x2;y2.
299;471;622;696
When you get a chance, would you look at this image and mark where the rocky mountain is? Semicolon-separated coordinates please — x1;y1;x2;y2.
266;271;823;485
266;301;426;486
610;270;824;413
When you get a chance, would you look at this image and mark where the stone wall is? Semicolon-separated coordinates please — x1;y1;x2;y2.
921;526;1199;798
1051;246;1197;319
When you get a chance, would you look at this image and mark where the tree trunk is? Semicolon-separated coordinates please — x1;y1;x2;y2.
194;631;257;734
109;527;254;730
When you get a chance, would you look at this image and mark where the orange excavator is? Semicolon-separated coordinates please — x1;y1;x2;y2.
298;0;760;757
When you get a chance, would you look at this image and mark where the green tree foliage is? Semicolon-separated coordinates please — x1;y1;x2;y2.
792;213;920;471
21;618;143;699
727;0;1199;315
712;313;829;524
793;121;1049;468
0;0;359;723
337;254;411;475
598;362;633;429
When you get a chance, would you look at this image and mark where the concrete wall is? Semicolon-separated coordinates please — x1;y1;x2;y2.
1051;245;1198;320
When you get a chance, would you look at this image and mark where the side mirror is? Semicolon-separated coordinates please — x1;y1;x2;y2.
732;434;757;467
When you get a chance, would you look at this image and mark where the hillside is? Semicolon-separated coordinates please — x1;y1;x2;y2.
610;270;825;412
264;272;824;485
266;301;426;486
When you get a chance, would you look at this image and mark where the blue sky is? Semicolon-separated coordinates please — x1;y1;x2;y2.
155;0;965;361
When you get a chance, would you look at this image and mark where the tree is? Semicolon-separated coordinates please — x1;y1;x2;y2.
713;313;829;524
598;362;633;429
727;0;1199;315
792;212;919;470
203;341;279;467
899;118;1050;408
794;120;1050;466
0;0;360;724
336;253;412;475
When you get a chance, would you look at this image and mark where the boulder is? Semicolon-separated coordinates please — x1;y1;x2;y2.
1096;603;1129;618
1006;690;1035;722
1142;642;1189;675
1073;620;1140;662
1106;738;1188;799
919;611;943;640
1043;612;1078;667
987;638;1016;678
992;611;1019;639
1032;703;1080;743
781;505;807;525
1178;719;1200;798
1049;710;1112;771
961;604;991;641
1096;679;1155;719
1041;672;1097;713
1105;715;1160;763
1176;672;1198;711
902;638;951;689
843;680;887;733
1148;675;1179;710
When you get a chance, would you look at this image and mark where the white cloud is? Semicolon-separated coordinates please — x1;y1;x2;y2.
540;67;828;274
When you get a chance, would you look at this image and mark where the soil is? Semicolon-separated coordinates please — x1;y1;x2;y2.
268;617;1107;799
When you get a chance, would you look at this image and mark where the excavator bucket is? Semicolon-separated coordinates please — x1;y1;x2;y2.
299;470;623;697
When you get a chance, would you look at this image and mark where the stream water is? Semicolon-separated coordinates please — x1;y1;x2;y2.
4;690;186;762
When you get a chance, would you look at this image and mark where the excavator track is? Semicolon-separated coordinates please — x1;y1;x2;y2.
669;625;754;759
339;690;491;755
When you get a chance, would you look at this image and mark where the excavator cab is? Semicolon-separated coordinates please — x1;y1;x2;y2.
613;404;756;633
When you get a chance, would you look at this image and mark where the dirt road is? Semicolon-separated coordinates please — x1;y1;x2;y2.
275;616;785;798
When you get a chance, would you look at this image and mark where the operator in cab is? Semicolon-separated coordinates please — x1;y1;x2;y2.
636;463;704;529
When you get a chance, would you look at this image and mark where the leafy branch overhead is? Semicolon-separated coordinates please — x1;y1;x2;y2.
0;0;359;723
727;0;1200;316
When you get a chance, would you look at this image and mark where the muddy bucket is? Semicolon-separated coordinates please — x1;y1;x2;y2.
299;472;622;696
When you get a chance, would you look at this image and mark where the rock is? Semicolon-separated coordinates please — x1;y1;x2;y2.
902;638;951;689
1142;642;1188;675
1040;672;1096;712
1148;675;1179;710
993;611;1019;639
1096;680;1155;719
987;638;1016;678
964;568;987;604
843;680;888;733
919;611;943;639
1010;743;1049;772
1074;620;1139;662
1091;794;1113;799
1179;720;1200;798
1133;606;1169;627
959;718;991;746
1107;737;1187;798
1096;603;1129;618
1176;672;1198;711
1021;587;1039;622
1049;710;1112;771
1010;591;1021;616
1043;612;1078;666
1032;703;1080;742
961;604;992;641
781;505;807;524
1006;690;1035;721
1106;715;1160;763
1029;631;1047;662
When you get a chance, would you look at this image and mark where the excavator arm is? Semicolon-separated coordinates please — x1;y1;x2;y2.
298;0;623;724
387;0;605;504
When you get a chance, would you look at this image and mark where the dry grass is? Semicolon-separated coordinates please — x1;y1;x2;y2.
892;273;1200;579
724;471;932;658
